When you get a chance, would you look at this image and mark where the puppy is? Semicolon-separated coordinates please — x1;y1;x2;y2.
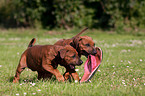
54;28;97;81
55;28;97;58
13;38;83;83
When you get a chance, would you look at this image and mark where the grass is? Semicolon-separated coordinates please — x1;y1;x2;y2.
0;28;145;96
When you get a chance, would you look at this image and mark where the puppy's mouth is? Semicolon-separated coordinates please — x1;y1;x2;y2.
69;64;75;69
82;50;89;58
82;50;97;58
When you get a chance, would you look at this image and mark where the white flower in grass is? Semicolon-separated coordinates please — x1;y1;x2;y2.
122;82;125;85
37;89;41;92
32;93;36;95
121;50;127;53
144;83;145;85
79;73;82;75
24;93;27;95
140;59;143;62
113;72;115;74
130;69;133;71
133;78;135;81
0;65;2;67
75;69;79;71
98;69;101;72
32;83;36;86
128;61;131;64
112;44;116;47
89;80;92;83
16;93;19;95
75;80;78;83
30;83;36;86
128;49;131;52
122;80;125;82
17;52;19;55
112;66;115;67
127;66;129;68
124;85;127;86
20;84;22;85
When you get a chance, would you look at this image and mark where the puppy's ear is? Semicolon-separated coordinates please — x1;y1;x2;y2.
59;49;68;59
73;37;82;49
95;47;103;61
47;47;57;61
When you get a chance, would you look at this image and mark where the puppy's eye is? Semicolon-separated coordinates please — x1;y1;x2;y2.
85;44;90;47
72;54;76;58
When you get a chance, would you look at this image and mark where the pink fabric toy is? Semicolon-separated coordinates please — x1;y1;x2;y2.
80;47;102;83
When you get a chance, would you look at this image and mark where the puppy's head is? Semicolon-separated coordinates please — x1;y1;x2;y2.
73;36;97;58
59;45;83;69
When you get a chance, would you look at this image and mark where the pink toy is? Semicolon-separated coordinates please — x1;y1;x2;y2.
80;47;102;83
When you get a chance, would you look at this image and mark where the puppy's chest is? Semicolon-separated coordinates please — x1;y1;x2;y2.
51;58;61;69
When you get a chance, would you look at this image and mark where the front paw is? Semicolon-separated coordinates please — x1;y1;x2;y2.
13;77;19;83
57;75;65;82
63;72;71;80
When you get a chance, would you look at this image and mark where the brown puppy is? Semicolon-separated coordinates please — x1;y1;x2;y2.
54;28;97;81
13;38;83;83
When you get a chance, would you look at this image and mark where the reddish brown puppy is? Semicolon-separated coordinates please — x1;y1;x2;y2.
54;28;97;81
13;38;83;83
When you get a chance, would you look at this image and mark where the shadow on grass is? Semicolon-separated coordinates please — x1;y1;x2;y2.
9;76;14;82
9;75;59;83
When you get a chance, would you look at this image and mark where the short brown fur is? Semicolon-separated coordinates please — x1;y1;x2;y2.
13;39;83;83
54;28;97;81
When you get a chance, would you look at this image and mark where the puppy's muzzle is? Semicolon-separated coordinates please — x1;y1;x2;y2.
92;49;97;55
76;59;83;66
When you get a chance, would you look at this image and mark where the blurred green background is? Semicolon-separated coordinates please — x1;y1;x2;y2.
0;0;145;33
0;1;145;95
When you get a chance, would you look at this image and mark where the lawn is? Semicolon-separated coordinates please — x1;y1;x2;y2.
0;28;145;96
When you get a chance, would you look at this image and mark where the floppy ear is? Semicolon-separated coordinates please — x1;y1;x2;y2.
47;47;57;61
59;49;68;59
73;37;82;49
95;47;103;61
63;39;73;46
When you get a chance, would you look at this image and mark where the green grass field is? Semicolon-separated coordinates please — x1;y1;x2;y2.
0;28;145;96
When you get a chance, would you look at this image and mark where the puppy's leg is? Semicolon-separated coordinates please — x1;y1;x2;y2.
42;64;64;82
64;68;79;81
71;72;79;81
63;71;71;80
13;55;27;83
37;71;43;80
38;71;52;80
43;72;53;80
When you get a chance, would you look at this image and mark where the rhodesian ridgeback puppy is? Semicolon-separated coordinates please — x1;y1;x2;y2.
13;38;83;83
54;28;97;81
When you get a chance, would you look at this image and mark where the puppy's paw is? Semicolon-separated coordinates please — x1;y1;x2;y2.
57;76;65;82
13;77;19;83
63;72;71;80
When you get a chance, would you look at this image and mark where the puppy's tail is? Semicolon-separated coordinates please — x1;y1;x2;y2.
72;27;88;39
28;38;36;48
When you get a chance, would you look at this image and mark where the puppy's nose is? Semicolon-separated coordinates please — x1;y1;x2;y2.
93;49;97;54
77;59;83;66
80;60;83;65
